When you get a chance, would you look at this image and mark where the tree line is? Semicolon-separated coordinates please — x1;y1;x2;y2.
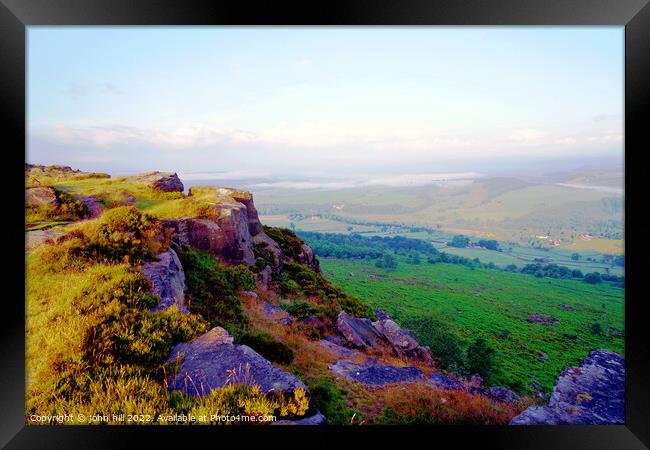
298;231;624;287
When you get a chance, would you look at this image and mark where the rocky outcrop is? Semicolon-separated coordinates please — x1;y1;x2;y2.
372;317;433;365
510;349;624;425
26;187;59;208
75;195;102;218
26;163;79;173
428;372;465;391
375;309;393;321
296;243;320;272
336;311;385;349
166;327;307;396
226;190;263;236
335;311;433;366
428;373;519;404
161;217;256;266
242;291;293;325
329;361;423;386
25;228;67;252
253;233;284;269
128;171;184;192
161;187;287;270
140;249;188;313
484;386;519;404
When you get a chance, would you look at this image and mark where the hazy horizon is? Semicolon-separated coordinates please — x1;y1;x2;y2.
28;27;623;178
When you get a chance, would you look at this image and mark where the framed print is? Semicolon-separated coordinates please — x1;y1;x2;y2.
1;0;648;448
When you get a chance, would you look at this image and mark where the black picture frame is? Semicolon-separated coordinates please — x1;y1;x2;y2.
2;0;648;448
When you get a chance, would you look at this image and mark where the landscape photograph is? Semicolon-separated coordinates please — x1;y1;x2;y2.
26;27;624;425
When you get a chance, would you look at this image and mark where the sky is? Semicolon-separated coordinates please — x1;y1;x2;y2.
27;27;624;178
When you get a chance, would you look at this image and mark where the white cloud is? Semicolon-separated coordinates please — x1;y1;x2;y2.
33;119;623;174
587;133;622;143
507;129;547;143
555;137;578;145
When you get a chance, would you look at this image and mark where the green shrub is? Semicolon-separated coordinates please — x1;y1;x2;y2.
375;253;398;270
184;384;309;421
83;306;208;370
402;314;466;373
590;322;603;335
25;189;89;223
71;172;111;180
236;332;295;365
277;261;370;317
286;301;318;319
87;206;161;263
263;226;304;260
223;264;256;291
466;338;496;384
253;242;278;271
26;254;209;418
306;376;364;425
279;278;302;295
497;329;511;340
179;249;255;327
584;272;603;284
57;191;90;219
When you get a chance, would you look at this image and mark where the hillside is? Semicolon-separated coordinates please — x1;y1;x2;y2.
314;254;623;394
253;173;624;253
25;164;623;425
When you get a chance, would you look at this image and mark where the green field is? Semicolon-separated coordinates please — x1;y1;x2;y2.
318;255;624;394
262;210;625;276
436;244;624;276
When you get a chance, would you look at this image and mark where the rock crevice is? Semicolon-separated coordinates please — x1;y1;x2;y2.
140;248;188;313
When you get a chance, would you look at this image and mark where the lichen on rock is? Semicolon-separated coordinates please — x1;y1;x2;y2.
510;349;624;425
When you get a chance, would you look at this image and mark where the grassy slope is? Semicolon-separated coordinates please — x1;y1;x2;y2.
25;174;314;423
319;256;624;394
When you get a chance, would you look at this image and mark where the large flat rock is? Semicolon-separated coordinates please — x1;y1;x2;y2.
26;186;60;207
510;349;624;425
166;327;307;396
329;361;423;386
25;229;67;252
428;372;465;391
